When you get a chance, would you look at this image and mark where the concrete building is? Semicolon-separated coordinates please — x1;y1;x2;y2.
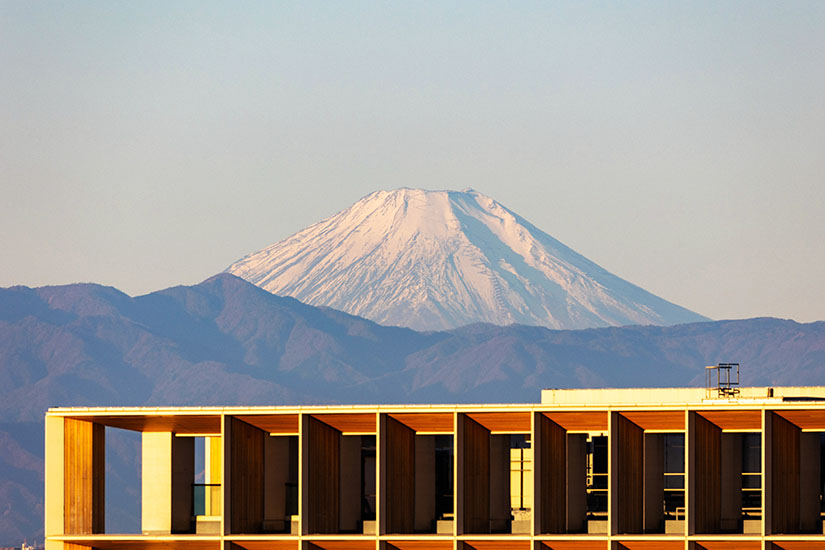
44;386;825;550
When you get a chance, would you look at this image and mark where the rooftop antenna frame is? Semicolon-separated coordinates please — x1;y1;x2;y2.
705;362;740;399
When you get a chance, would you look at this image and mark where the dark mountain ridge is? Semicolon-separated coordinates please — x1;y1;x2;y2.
0;274;823;542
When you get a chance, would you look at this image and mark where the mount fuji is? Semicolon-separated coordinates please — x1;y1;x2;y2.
226;188;708;331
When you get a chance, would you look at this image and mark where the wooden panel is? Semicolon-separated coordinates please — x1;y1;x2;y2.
771;412;801;534
619;411;685;431
230;417;266;533
693;412;722;534
235;414;299;435
230;542;299;550
462;542;531;550
539;415;566;533
307;542;374;550
775;410;825;430
617;542;683;550
616;414;644;534
462;414;491;533
466;412;531;433
307;416;341;533
66;414;221;434
694;543;761;550
539;542;607;550
385;416;416;533
312;413;376;433
772;543;825;550
642;433;664;533
64;418;104;534
386;541;453;550
542;412;607;432
388;413;454;433
697;410;762;431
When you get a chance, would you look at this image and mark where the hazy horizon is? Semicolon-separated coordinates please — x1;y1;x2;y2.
2;2;824;322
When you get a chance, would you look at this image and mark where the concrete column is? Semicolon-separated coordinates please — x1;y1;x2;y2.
44;416;65;544
142;432;194;534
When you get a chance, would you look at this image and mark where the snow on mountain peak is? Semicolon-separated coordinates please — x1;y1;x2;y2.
226;188;707;330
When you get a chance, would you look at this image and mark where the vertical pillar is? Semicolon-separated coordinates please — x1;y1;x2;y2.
489;434;510;532
414;435;436;532
567;434;587;533
143;433;195;534
339;435;361;532
685;410;692;536
299;414;307;536
45;416;65;548
455;412;464;535
537;414;566;533
229;417;265;534
63;418;104;534
768;411;800;534
643;433;664;533
374;411;381;537
222;415;230;536
264;435;292;531
720;433;742;532
378;414;387;535
206;436;222;519
690;412;721;534
460;414;490;534
531;412;541;536
608;412;616;536
305;416;340;534
383;415;415;533
614;413;643;534
799;431;820;532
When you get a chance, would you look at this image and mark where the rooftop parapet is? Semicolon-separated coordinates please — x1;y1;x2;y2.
540;386;825;406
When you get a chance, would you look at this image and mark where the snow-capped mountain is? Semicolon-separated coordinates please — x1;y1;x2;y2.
226;188;708;330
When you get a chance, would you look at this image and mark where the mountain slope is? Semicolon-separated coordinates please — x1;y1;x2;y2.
0;275;823;542
226;188;707;330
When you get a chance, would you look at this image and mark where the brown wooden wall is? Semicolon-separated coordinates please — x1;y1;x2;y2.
64;418;104;534
642;433;664;533
539;414;566;533
307;416;341;534
171;436;195;533
384;415;415;533
693;413;721;533
229;416;265;534
461;414;490;534
616;414;643;534
771;412;800;534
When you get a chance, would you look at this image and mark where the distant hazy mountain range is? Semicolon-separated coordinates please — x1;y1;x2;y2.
1;274;824;542
226;188;708;330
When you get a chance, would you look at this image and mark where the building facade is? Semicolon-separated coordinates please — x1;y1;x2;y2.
44;386;825;550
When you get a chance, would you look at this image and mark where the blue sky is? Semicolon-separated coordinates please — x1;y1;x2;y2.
1;2;823;322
